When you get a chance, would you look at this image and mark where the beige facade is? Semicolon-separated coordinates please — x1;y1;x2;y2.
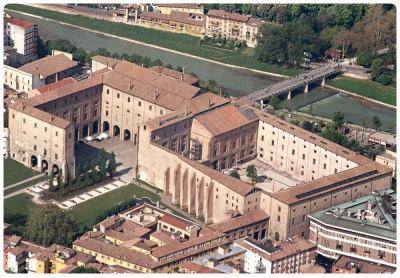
375;149;396;177
4;65;42;92
308;190;396;268
152;4;204;15
4;15;38;65
8;104;75;176
205;10;262;47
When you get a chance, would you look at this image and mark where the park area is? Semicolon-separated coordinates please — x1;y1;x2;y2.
4;158;39;187
327;75;396;106
4;182;161;231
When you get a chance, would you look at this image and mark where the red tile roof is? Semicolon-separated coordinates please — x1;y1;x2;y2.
5;17;35;28
18;54;78;78
210;210;269;233
36;77;77;94
193;104;256;136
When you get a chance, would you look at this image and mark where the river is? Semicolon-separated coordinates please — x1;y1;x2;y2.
10;11;396;132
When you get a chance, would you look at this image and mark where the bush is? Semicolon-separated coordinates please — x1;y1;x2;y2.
377;74;392;86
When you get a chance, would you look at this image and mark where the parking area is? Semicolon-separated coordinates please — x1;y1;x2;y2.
75;136;137;182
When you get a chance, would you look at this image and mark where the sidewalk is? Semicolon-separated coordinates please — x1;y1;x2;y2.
4;173;46;191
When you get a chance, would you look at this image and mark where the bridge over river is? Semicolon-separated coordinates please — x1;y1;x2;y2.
243;65;340;104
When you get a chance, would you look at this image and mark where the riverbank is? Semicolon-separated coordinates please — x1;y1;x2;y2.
6;4;300;77
326;75;396;107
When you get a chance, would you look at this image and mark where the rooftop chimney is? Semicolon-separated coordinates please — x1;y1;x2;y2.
180;73;184;82
208;98;211;107
154;91;158;100
184;106;188;116
182;66;185;74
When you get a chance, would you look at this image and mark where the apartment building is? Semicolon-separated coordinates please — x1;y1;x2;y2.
235;236;316;273
151;3;205;15
308;189;396;268
72;203;234;272
4;53;78;92
205;10;263;47
139;11;205;37
4;15;38;64
331;255;395;273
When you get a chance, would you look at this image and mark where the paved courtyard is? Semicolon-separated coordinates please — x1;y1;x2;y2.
75;136;137;183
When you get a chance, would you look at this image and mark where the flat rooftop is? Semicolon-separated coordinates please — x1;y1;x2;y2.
309;189;396;240
231;159;301;193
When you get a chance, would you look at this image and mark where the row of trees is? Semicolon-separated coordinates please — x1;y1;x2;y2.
206;4;369;28
228;165;258;184
47;149;117;197
95;197;137;223
200;35;247;51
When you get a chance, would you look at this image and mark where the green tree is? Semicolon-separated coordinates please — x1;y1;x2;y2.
332;111;345;129
229;170;241;180
372;115;382;130
48;173;55;192
24;205;78;246
356;51;374;67
56;169;64;190
246;165;258;184
72;266;99;273
301;121;314;131
269;95;281;110
371;58;383;80
98;148;108;180
107;152;117;177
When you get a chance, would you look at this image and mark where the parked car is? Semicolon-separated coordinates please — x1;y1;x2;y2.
83;136;94;143
96;132;109;141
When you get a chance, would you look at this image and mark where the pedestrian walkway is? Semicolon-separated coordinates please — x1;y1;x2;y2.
54;180;129;209
4;173;46;191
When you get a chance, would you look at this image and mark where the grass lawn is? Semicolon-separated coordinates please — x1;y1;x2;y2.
4;176;47;196
4;158;39;187
71;183;161;229
6;4;301;77
327;75;396;106
4;193;39;216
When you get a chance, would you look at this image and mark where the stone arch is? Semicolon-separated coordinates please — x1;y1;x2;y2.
172;164;181;205
30;155;38;168
52;164;59;175
103;121;110;133
180;169;188;210
124;129;131;141
82;124;89;138
92;120;99;134
195;178;204;218
205;182;214;223
41;159;48;172
113;125;120;137
164;167;170;195
188;172;196;214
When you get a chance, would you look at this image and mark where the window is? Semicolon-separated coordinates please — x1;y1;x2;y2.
281;145;284;150
55;131;58;137
34;123;37;128
106;110;109;116
55;154;58;160
292;149;295;155
312;158;316;164
117;93;120;98
278;206;281;212
128;97;130;102
302;154;305;160
261;135;264;141
149;105;152;111
323;163;327;169
23;118;26;123
106;89;110;94
33;145;37;151
138;101;141;106
277;215;280;222
44;149;47;156
271;140;274;146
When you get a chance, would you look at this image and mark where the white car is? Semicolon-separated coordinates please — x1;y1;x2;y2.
83;136;94;143
96;133;109;141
